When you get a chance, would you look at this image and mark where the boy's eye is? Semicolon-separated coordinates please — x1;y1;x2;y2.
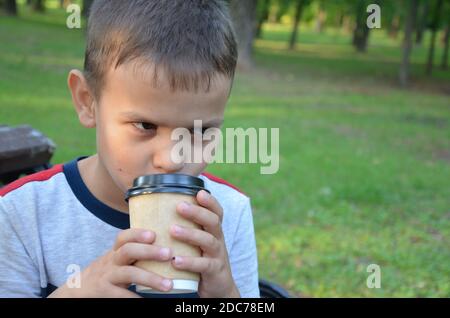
133;122;157;134
190;127;215;144
190;127;210;136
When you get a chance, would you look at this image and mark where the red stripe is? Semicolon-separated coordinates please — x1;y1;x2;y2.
0;164;64;197
201;172;246;196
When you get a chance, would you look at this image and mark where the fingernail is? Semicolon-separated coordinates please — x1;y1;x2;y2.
162;279;172;290
172;225;183;235
174;256;183;265
179;201;190;212
142;231;153;240
160;248;171;258
199;190;209;200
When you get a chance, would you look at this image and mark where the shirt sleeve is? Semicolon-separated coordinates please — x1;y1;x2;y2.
228;196;260;298
0;197;41;298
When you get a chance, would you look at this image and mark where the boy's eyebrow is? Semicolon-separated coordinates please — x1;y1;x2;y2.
120;111;224;127
120;111;155;122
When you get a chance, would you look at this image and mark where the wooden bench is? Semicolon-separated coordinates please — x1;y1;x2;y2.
0;125;56;185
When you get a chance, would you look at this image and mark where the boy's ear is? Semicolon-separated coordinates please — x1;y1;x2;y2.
67;69;96;128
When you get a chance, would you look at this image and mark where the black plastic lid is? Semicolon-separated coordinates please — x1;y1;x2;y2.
125;173;209;201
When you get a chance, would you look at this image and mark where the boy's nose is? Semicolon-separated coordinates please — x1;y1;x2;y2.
152;138;186;174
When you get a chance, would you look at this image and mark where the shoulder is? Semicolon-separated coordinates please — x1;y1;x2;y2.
0;164;64;199
200;171;249;203
0;165;66;220
200;172;247;196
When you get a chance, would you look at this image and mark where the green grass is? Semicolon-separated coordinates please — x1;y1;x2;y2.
1;7;449;297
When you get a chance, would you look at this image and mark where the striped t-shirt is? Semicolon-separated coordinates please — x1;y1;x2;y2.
0;157;259;298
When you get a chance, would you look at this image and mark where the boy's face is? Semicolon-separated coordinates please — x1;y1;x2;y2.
93;64;231;193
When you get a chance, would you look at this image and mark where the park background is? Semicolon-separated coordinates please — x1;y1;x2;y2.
0;0;449;297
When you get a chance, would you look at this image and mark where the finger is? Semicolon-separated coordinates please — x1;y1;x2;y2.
177;202;221;237
172;256;220;275
113;228;155;251
196;190;223;222
170;225;219;255
110;266;173;293
114;242;172;266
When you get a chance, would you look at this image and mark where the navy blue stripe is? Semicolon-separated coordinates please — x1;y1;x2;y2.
63;157;130;229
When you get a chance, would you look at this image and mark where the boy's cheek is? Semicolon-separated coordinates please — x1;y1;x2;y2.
101;152;142;189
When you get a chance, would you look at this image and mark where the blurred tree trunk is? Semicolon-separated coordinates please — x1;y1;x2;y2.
426;0;444;75
352;0;370;52
82;0;94;17
268;3;277;23
388;15;400;39
315;1;326;33
4;0;17;15
399;0;419;88
337;12;345;29
342;15;352;34
32;0;45;12
230;0;258;70
256;0;270;39
442;24;449;70
415;0;429;45
288;0;306;50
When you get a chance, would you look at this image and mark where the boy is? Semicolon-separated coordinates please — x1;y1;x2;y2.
0;0;259;298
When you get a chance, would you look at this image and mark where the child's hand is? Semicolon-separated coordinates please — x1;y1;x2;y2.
170;190;240;298
49;228;173;298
